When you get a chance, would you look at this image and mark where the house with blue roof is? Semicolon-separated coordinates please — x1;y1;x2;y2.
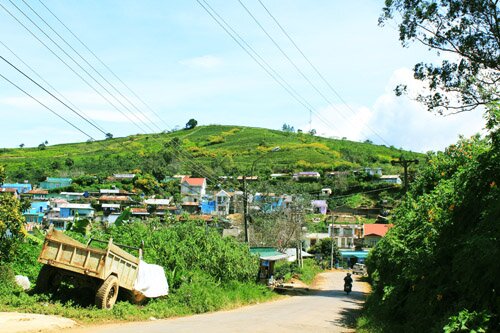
24;201;50;226
39;177;72;190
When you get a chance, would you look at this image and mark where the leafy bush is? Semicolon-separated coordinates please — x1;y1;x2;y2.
365;126;500;332
0;265;20;296
274;259;322;285
443;309;491;333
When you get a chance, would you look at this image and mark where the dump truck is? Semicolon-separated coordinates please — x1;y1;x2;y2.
35;228;144;309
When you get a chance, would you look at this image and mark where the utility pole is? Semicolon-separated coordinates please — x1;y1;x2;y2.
243;175;249;243
391;156;419;193
243;147;280;243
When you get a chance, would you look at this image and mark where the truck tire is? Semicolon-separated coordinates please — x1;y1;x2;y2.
34;265;58;293
95;275;119;309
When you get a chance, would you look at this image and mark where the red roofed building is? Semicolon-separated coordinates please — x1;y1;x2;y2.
363;223;394;247
180;177;206;206
0;187;19;199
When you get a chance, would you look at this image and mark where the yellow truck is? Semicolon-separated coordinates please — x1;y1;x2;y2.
35;228;144;309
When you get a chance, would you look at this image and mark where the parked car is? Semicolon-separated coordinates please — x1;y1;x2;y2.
352;263;367;276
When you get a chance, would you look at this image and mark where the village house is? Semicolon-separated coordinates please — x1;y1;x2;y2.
304;232;330;250
39;177;72;189
364;167;383;177
111;173;136;181
59;203;95;219
0;187;20;199
59;192;86;201
293;171;321;181
144;198;173;216
363;223;394;247
379;175;402;185
215;190;231;216
46;201;93;230
180;177;206;209
311;200;328;215
25;189;49;201
23;201;50;232
329;223;364;249
1;182;32;194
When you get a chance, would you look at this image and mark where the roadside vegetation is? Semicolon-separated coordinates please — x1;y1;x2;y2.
360;125;500;332
357;0;500;330
0;219;278;323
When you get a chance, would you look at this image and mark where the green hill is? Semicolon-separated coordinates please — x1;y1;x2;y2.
0;125;421;183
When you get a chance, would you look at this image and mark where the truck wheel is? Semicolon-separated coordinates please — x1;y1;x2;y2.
34;265;58;293
95;275;119;309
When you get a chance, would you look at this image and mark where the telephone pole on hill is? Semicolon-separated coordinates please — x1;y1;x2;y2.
391;157;419;193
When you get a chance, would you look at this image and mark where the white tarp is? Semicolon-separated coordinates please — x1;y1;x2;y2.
133;260;169;298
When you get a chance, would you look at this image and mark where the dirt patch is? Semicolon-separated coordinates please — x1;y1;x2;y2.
0;312;76;333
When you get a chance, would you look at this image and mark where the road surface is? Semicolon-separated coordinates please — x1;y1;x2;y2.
66;270;369;333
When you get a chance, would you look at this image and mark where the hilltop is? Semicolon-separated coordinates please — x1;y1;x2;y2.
0;125;421;183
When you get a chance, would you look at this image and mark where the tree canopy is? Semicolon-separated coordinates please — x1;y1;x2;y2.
185;118;198;130
380;0;499;114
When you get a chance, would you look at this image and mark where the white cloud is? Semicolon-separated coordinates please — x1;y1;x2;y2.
310;68;486;152
179;55;223;70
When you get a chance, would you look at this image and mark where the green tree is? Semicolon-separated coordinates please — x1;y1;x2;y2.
0;194;25;263
380;0;499;114
308;238;340;265
366;129;500;332
65;158;74;168
0;165;5;185
185;118;198;130
105;133;113;140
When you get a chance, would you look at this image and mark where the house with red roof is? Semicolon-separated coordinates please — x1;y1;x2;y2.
363;223;394;247
180;177;206;210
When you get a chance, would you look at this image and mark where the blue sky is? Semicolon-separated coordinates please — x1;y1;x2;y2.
0;0;485;152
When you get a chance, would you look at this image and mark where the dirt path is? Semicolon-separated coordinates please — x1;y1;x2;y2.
0;312;76;333
65;270;369;333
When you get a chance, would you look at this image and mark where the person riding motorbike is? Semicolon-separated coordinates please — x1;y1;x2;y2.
344;273;353;294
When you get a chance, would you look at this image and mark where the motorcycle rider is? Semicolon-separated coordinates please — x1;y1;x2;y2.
344;273;353;294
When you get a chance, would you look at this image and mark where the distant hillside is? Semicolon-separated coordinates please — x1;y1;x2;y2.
0;125;422;183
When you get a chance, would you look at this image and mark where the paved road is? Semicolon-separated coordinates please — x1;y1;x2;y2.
66;271;369;333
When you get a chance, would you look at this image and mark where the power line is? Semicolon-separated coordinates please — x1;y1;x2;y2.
0;1;150;133
23;0;223;184
0;55;108;137
0;40;107;134
36;0;170;130
0;72;96;141
20;0;164;134
255;0;391;146
196;0;344;134
236;0;362;134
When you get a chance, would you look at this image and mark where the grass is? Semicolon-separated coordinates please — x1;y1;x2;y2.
0;125;422;181
0;281;278;324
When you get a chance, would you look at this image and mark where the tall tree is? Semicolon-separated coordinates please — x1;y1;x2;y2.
185;118;198;130
380;0;499;114
0;194;25;263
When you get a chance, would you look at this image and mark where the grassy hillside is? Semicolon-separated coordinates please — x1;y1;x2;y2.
0;125;421;183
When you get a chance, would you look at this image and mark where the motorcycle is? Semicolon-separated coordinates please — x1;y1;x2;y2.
344;282;352;295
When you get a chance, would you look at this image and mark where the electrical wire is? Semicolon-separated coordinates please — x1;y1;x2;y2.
36;0;170;130
0;40;107;134
0;1;150;133
196;0;344;134
255;0;391;146
20;0;164;134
